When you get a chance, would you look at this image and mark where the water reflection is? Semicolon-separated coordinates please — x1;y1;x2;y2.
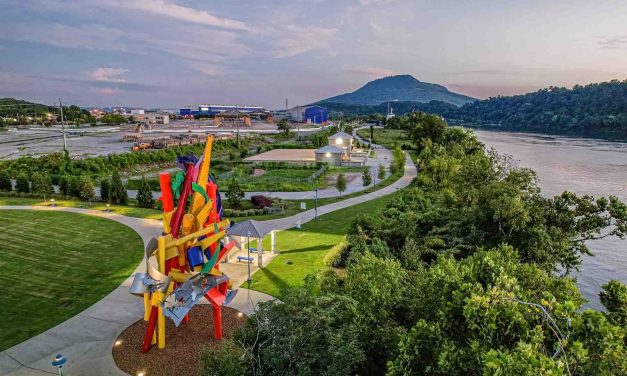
474;129;627;310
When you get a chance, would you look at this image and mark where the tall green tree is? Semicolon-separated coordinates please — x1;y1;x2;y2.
77;176;95;203
30;172;53;200
336;173;347;196
109;170;128;205
100;178;111;202
15;173;29;193
136;177;155;209
377;163;386;184
361;167;372;189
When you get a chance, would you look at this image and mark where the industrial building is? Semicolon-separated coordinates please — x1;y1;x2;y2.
127;112;170;124
286;105;329;124
179;104;267;117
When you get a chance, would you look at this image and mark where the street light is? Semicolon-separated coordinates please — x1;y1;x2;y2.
52;354;67;376
314;188;318;219
246;230;252;287
106;203;111;212
50;198;55;207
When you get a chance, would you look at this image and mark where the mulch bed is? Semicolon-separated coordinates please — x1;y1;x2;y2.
112;306;245;376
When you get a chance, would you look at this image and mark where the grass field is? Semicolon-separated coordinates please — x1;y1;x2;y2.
357;128;411;149
0;210;144;350
248;192;398;297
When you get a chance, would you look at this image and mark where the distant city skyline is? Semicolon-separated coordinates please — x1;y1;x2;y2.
1;0;626;109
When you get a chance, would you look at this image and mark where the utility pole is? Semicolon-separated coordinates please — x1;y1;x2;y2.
59;99;67;153
296;104;300;140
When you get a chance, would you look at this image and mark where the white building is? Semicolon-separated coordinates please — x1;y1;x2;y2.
128;112;170;124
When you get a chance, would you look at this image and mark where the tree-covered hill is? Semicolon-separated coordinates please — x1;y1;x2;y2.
0;98;53;117
319;100;458;117
318;75;476;106
0;98;95;125
446;80;627;140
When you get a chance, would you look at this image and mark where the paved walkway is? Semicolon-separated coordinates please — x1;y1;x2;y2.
0;132;417;375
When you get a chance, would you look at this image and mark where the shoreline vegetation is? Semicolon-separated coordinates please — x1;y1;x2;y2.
202;112;627;375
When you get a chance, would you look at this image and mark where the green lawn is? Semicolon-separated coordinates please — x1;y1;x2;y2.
357;128;411;149
0;210;144;350
248;192;398;297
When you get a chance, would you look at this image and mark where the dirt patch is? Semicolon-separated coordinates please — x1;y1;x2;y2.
112;306;245;376
251;168;266;177
325;172;360;186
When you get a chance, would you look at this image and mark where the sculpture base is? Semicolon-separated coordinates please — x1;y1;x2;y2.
112;305;245;376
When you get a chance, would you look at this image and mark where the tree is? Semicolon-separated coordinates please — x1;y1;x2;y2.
58;174;70;197
361;168;372;190
77;176;95;203
100;178;111;202
109;170;128;205
31;172;53;200
0;170;12;191
336;173;347;196
15;173;30;193
600;280;627;326
226;178;244;208
277;118;290;137
377;163;386;184
136;177;155;208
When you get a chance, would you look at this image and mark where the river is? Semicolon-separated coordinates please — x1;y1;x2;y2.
473;129;627;309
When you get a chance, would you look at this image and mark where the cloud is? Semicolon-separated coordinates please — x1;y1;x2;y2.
98;87;120;95
359;0;399;5
0;22;250;76
347;66;395;77
271;25;338;58
598;36;627;50
35;74;162;92
0;23;127;51
446;83;544;99
102;0;252;32
91;67;128;82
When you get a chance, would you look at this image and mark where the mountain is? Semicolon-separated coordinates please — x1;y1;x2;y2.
318;75;476;107
443;80;627;140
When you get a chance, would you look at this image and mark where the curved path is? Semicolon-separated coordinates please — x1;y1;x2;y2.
0;143;417;375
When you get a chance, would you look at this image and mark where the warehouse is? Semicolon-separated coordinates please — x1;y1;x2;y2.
286;105;329;124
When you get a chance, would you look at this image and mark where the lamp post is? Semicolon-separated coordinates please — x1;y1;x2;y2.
50;198;55;207
314;187;318;220
246;230;251;287
52;354;67;376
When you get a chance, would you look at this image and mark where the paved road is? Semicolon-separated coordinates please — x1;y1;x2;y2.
0;130;418;376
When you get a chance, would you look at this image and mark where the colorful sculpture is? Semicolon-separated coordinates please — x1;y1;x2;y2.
129;135;237;352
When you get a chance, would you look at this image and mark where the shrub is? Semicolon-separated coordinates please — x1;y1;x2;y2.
199;340;249;376
324;237;349;267
226;178;244;208
251;195;273;208
0;170;12;191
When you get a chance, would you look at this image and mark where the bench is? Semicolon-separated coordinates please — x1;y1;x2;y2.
236;256;254;263
249;248;264;254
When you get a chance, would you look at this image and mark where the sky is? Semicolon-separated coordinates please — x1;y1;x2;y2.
0;0;626;109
